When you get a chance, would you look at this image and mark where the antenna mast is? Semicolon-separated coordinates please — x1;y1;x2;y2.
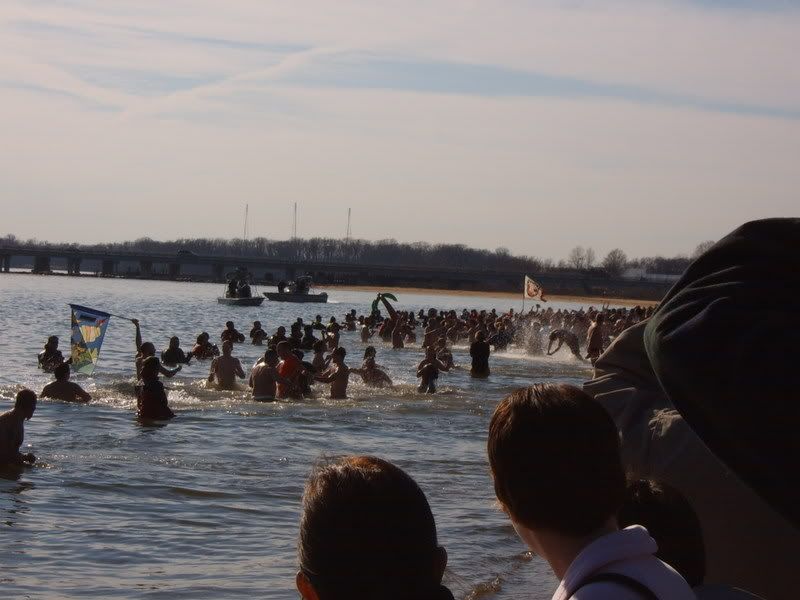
346;208;352;240
243;203;249;240
293;203;297;239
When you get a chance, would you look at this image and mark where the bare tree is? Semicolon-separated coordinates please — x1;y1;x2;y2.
585;247;596;268
693;240;716;258
567;246;586;269
602;248;628;276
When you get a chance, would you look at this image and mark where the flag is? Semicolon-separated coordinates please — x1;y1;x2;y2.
69;304;112;375
524;276;547;302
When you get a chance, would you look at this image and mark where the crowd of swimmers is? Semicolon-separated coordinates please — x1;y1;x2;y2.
5;214;796;600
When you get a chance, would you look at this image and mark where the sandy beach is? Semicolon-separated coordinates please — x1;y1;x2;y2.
323;284;660;307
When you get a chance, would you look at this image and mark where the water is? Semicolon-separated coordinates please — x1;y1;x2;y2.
0;274;595;599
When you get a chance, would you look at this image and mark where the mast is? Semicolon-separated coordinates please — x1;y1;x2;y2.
243;203;249;240
293;202;298;239
346;208;352;240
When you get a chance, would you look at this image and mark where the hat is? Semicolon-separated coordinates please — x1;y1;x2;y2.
644;219;800;528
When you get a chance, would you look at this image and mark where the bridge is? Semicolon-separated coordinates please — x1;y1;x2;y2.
0;246;671;300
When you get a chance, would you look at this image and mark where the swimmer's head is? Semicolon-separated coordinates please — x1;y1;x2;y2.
253;321;262;328
264;349;279;366
226;321;235;329
140;342;156;357
276;341;292;359
15;389;37;419
169;336;179;349
364;346;376;359
332;347;346;362
54;363;71;381
200;332;210;342
277;326;286;336
222;341;233;356
196;334;205;345
46;335;59;348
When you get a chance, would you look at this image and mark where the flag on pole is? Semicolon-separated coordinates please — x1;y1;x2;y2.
69;304;112;375
524;276;547;302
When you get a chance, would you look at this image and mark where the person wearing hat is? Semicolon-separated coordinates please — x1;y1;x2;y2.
584;219;800;599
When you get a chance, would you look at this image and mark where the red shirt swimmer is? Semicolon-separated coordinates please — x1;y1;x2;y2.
276;341;301;399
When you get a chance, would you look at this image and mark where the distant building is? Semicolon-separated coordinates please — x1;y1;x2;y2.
622;268;681;283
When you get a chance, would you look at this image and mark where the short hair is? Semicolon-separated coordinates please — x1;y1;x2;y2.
226;321;234;327
16;389;37;409
54;363;70;380
488;384;626;536
264;349;279;363
333;346;346;358
298;456;442;600
618;479;706;586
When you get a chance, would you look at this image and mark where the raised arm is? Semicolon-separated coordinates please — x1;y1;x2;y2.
132;319;142;352
235;359;245;379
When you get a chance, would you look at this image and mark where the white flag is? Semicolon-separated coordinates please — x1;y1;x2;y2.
524;276;547;301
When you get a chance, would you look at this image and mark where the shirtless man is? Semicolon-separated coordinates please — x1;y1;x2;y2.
352;356;393;388
470;331;491;378
417;346;450;394
221;321;245;344
250;321;268;346
191;332;219;360
0;389;37;466
134;320;181;380
276;341;303;399
314;347;350;399
208;341;246;390
249;349;289;402
40;363;91;402
137;356;175;420
547;329;583;361
586;313;606;365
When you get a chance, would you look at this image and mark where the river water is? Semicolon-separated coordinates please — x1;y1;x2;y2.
0;274;595;599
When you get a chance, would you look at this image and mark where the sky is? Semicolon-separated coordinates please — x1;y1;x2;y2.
1;1;798;261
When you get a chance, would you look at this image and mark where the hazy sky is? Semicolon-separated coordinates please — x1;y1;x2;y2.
2;1;798;261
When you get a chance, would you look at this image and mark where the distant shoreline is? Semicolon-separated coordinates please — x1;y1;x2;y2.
323;284;659;307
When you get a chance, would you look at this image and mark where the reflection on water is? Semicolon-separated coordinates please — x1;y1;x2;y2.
0;274;595;599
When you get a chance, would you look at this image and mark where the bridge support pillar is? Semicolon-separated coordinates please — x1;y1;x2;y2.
168;263;181;278
67;257;82;275
140;260;153;276
212;263;225;282
285;266;296;281
32;255;51;274
101;259;116;276
0;255;10;273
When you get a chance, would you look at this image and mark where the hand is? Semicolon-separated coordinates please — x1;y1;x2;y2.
131;318;140;326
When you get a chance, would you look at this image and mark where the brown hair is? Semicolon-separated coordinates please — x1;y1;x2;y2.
298;456;447;600
488;383;625;536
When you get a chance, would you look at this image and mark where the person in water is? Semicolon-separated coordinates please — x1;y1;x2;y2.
191;332;219;360
311;340;329;373
276;341;303;399
0;389;37;466
314;346;350;399
470;331;491;378
40;363;91;403
221;321;245;344
547;328;583;360
38;335;67;372
249;349;289;402
134;320;181;380
136;356;175;421
296;455;454;600
488;384;695;599
161;336;192;366
351;356;393;388
208;341;245;390
586;313;605;365
250;321;267;346
417;346;450;394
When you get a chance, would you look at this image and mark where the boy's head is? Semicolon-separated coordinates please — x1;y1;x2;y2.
264;349;279;367
488;383;625;537
54;363;71;381
15;389;37;419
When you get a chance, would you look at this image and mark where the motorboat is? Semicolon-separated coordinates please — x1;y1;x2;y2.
264;275;328;303
217;268;264;306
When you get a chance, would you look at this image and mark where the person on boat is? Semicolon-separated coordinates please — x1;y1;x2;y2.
38;335;67;372
191;333;219;360
276;341;303;399
0;389;37;466
208;341;246;390
236;279;252;299
226;277;239;298
136;356;175;421
40;363;91;403
314;346;350;399
470;331;491;378
221;321;245;344
250;321;267;346
161;336;192;366
547;328;583;360
249;349;290;402
417;346;450;394
134;320;181;380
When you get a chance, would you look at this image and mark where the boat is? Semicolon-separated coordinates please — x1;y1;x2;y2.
264;291;328;303
264;275;328;303
217;267;264;306
217;296;265;306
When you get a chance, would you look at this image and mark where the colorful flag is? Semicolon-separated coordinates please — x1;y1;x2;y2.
524;276;547;302
69;304;111;375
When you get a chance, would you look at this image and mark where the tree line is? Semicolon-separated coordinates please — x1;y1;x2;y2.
0;234;713;278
